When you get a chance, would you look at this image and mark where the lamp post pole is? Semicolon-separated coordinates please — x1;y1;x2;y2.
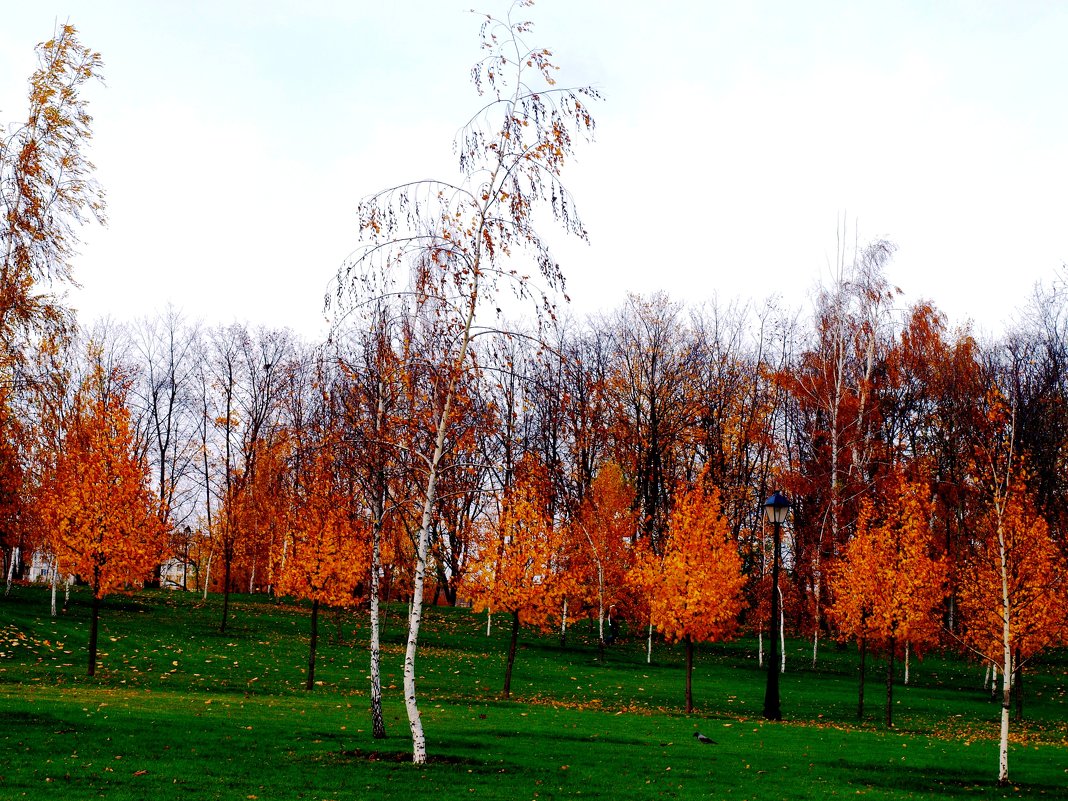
763;491;790;721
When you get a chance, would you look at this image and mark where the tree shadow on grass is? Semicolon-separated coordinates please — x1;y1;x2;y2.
0;709;71;729
325;748;485;766
837;759;1062;797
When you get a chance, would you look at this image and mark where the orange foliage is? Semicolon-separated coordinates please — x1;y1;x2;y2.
566;462;637;626
231;434;292;592
0;392;34;564
829;474;947;653
464;456;558;628
277;443;369;608
632;480;746;644
41;359;167;597
958;478;1068;663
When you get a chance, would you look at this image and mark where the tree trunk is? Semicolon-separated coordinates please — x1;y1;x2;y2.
779;584;786;674
684;636;695;714
858;636;866;722
369;515;386;739
596;573;606;662
404;453;444;764
1013;648;1023;722
999;656;1012;784
220;551;232;632
996;501;1012;785
811;621;819;668
904;642;910;685
87;592;101;677
998;574;1012;781
558;598;567;647
5;546;19;596
63;575;72;611
885;635;895;728
486;607;492;636
202;550;213;601
646;620;654;664
503;610;520;699
305;599;319;691
50;558;58;617
758;630;764;669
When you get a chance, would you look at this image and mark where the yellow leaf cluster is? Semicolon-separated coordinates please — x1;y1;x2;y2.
632;482;746;644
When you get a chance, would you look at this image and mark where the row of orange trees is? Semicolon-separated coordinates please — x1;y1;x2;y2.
5;274;1065;745
2;8;1066;783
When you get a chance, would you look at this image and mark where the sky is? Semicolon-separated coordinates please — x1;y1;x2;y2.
3;0;1067;342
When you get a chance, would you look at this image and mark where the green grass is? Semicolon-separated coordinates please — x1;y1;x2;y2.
1;586;1065;799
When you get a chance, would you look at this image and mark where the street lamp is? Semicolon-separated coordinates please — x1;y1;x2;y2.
763;490;791;721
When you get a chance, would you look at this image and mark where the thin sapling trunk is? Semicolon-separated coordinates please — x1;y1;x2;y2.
306;599;319;690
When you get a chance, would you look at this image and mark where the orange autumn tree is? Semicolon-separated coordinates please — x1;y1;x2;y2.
958;467;1068;785
567;462;637;655
464;455;558;699
0;389;32;595
234;432;292;594
632;478;746;713
829;474;947;726
40;354;167;676
277;437;369;691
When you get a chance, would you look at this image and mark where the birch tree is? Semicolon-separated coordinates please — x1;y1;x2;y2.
331;1;598;763
958;461;1067;784
950;379;1068;785
1;23;103;366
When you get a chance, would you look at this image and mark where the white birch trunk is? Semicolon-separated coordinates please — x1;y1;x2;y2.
997;517;1013;784
904;642;910;685
758;631;764;668
999;659;1012;784
486;607;492;636
64;574;72;608
646;621;654;664
779;584;786;674
404;323;467;764
5;546;19;595
559;598;567;642
367;370;389;739
50;558;59;617
596;564;605;644
404;456;443;764
810;576;820;669
202;552;213;601
369;530;385;738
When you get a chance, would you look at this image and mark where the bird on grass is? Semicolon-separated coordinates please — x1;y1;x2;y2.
693;731;717;745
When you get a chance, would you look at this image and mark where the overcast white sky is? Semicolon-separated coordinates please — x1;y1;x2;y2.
3;0;1066;341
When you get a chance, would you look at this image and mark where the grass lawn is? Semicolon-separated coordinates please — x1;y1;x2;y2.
1;586;1065;800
